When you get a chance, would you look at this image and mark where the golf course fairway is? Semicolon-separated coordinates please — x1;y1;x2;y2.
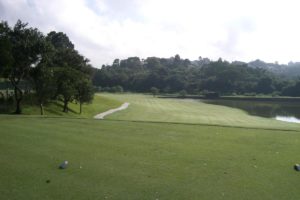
1;93;300;200
102;93;300;131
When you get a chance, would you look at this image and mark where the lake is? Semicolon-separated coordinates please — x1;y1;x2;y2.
201;99;300;123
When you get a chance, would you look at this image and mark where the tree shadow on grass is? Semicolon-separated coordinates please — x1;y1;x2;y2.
47;101;78;115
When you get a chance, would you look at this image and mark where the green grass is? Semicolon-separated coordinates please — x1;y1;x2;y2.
1;117;300;200
1;93;300;199
102;93;300;131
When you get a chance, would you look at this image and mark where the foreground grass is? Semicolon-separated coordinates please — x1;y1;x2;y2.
1;93;300;199
0;116;300;200
102;93;300;131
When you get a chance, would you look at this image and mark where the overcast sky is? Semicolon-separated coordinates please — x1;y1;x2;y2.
1;0;300;67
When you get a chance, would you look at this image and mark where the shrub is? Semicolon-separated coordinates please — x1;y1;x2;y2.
150;87;159;97
178;90;187;98
111;85;123;93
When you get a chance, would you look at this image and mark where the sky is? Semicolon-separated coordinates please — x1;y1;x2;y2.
0;0;300;67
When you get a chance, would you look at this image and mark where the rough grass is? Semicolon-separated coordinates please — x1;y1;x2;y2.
102;93;300;131
0;117;300;200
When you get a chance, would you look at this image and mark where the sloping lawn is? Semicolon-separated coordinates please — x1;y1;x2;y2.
102;93;300;131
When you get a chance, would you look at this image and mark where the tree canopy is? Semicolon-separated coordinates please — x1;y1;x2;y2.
0;20;94;114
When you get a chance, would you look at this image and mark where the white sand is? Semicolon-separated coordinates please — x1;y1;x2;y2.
94;102;130;119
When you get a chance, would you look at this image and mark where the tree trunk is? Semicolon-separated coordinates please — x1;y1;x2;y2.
14;86;23;114
6;89;9;100
40;103;44;115
80;102;82;114
63;100;68;113
10;76;23;114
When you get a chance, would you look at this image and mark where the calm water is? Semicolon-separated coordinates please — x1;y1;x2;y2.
202;99;300;123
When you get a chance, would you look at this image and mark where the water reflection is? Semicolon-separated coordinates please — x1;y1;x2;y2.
202;99;300;122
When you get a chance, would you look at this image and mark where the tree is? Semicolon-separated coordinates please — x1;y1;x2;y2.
29;35;56;115
2;20;45;114
47;31;94;113
75;77;94;114
179;90;187;98
55;68;93;114
47;31;91;75
150;87;159;97
46;31;74;49
120;57;143;69
112;59;120;67
174;54;181;63
256;77;274;94
111;85;123;93
282;80;300;97
55;67;77;113
30;65;55;115
0;21;13;75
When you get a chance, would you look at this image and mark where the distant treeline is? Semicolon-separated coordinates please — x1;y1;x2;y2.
92;56;300;96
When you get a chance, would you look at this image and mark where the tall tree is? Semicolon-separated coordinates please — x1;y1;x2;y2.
29;35;56;115
30;65;55;115
75;76;94;114
55;67;77;113
112;59;120;67
47;31;94;112
46;31;74;50
2;20;45;114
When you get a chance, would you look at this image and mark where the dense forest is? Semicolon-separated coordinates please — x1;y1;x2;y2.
92;56;300;96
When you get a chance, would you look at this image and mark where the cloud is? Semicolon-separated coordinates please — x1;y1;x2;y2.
215;18;256;59
1;0;300;67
